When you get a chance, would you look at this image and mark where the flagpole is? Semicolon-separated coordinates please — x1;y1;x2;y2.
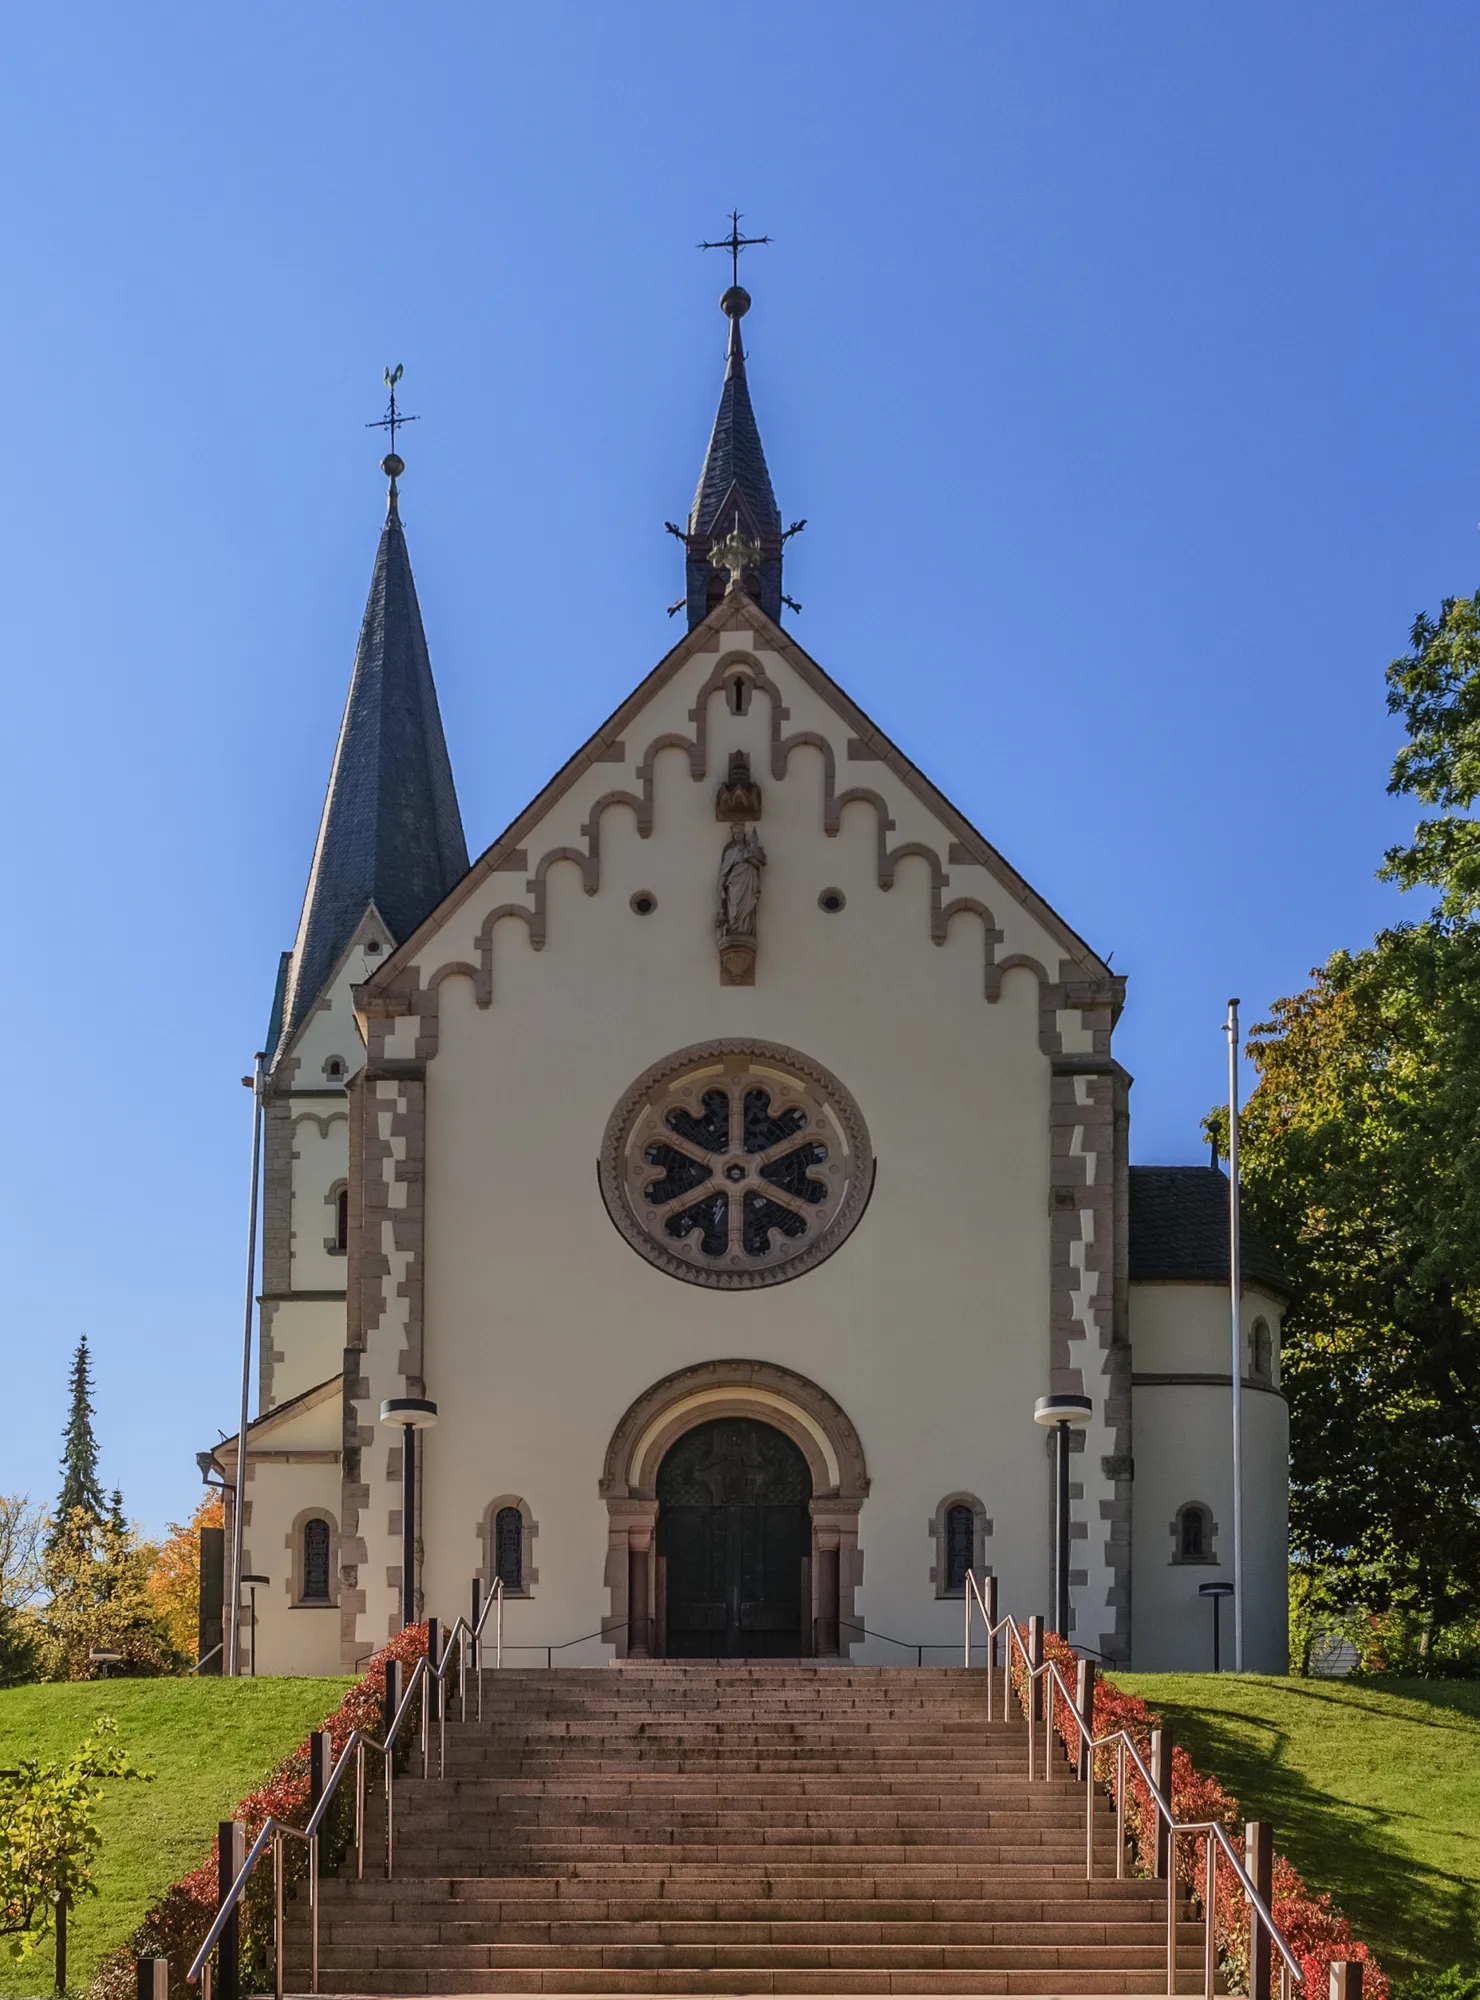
1225;1000;1245;1673
228;1052;266;1676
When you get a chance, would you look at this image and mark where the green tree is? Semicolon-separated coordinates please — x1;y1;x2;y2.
1225;919;1480;1662
0;1497;43;1687
0;1717;149;1970
27;1511;178;1682
1381;590;1480;914
53;1340;104;1541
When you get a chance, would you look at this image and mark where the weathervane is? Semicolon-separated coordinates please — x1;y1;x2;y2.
366;364;420;459
699;209;771;289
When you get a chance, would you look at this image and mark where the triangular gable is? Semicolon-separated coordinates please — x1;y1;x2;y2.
367;591;1111;998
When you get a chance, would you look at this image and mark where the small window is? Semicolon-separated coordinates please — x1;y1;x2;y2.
302;1518;332;1601
1173;1503;1215;1564
944;1504;974;1595
335;1188;349;1254
630;891;657;915
818;888;846;914
1251;1319;1273;1383
494;1507;523;1592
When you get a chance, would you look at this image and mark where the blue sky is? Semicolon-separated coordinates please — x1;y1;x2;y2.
3;3;1477;1534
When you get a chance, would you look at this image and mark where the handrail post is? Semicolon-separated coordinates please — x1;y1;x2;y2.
137;1959;168;2000
273;1834;284;2000
216;1822;244;2000
497;1581;504;1670
1330;1967;1363;2000
1028;1616;1044;1720
308;1731;330;1875
963;1576;971;1668
383;1658;401;1879
1247;1821;1274;2000
985;1574;998;1667
1075;1661;1096;1781
1166;1826;1178;1997
1151;1728;1174;1878
1115;1738;1126;1879
1203;1835;1217;2000
309;1833;320;1994
355;1742;365;1881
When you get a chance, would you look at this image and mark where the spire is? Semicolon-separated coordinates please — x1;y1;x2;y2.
275;451;468;1057
680;286;787;627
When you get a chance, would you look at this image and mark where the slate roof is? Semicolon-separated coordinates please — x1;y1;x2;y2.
685;303;785;627
275;488;468;1058
1128;1166;1291;1298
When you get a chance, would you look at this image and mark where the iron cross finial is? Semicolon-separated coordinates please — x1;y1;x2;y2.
699;210;772;290
366;363;421;458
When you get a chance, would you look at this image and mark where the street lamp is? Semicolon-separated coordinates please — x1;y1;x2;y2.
1033;1394;1094;1640
380;1398;438;1629
240;1574;269;1677
87;1648;122;1680
1199;1580;1236;1672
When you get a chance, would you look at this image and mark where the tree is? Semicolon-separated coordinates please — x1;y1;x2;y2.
1381;590;1480;914
53;1340;105;1541
1225;916;1480;1662
0;1498;43;1687
28;1511;179;1682
145;1496;223;1662
0;1717;149;1973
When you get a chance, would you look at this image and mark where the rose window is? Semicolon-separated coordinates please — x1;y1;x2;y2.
600;1041;873;1289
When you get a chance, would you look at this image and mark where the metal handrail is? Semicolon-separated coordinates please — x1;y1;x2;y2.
962;1573;1304;2000
188;1646;432;1998
188;1643;224;1676
839;1618;963;1665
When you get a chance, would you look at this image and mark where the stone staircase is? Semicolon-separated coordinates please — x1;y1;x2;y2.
291;1662;1202;1995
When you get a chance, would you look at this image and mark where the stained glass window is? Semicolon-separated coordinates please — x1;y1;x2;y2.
302;1518;331;1601
495;1507;523;1592
944;1504;974;1595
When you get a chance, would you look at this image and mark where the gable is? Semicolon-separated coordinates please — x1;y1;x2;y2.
360;592;1115;1050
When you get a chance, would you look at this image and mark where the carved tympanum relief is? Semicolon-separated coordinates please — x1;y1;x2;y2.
599;1041;873;1289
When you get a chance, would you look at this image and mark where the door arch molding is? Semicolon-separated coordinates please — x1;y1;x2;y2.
600;1359;868;1659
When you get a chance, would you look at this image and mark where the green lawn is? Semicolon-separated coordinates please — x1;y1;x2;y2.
0;1678;351;1999
1119;1674;1480;1983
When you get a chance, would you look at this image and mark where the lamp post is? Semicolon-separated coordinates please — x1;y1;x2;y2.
380;1398;438;1628
1199;1580;1236;1673
87;1648;122;1681
240;1574;269;1677
1033;1394;1094;1639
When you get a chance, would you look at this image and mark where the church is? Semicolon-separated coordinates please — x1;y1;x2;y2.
206;276;1290;1680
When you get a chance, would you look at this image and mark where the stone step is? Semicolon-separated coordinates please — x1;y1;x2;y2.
299;1920;1196;1950
297;1942;1207;1974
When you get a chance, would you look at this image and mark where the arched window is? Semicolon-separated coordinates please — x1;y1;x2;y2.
335;1187;349;1254
1251;1318;1273;1383
1173;1503;1215;1565
302;1518;332;1601
494;1507;523;1593
944;1504;975;1595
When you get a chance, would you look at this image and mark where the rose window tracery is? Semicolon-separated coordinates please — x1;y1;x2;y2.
600;1042;873;1289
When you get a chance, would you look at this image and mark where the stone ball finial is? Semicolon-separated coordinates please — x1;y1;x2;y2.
381;452;405;479
720;286;751;320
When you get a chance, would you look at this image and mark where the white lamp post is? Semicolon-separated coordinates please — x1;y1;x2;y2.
380;1398;438;1628
1033;1394;1093;1639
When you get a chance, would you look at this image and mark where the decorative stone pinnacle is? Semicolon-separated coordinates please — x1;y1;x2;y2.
710;516;763;595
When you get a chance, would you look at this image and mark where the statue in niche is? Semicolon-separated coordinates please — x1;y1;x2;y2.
715;823;766;984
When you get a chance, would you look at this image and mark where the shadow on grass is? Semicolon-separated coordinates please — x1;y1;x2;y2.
1145;1683;1478;1979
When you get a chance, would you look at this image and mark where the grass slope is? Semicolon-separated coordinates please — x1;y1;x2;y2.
1119;1674;1480;1980
0;1678;351;1999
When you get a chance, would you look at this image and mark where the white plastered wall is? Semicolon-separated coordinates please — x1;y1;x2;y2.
355;625;1116;1666
1129;1282;1288;1672
219;1381;345;1677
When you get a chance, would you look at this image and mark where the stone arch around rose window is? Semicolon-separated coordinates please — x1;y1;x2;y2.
599;1358;868;1662
475;1494;538;1599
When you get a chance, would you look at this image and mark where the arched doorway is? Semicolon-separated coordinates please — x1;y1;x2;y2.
657;1417;812;1657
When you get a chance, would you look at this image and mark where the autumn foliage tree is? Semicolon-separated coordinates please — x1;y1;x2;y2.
146;1495;223;1661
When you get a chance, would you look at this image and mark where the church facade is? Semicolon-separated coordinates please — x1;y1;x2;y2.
208;285;1290;1678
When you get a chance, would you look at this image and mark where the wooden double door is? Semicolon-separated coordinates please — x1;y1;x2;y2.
657;1417;812;1658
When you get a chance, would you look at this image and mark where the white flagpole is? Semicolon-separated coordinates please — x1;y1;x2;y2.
1225;1000;1245;1673
228;1052;266;1676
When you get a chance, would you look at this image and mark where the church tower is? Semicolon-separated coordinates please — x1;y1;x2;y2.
257;447;468;1419
679;286;792;627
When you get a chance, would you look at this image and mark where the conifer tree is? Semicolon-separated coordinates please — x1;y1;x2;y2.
54;1338;105;1535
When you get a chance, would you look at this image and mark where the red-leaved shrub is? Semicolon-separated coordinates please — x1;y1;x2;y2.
85;1624;428;2000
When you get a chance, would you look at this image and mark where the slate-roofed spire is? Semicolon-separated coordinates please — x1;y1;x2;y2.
275;452;468;1058
681;286;786;627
